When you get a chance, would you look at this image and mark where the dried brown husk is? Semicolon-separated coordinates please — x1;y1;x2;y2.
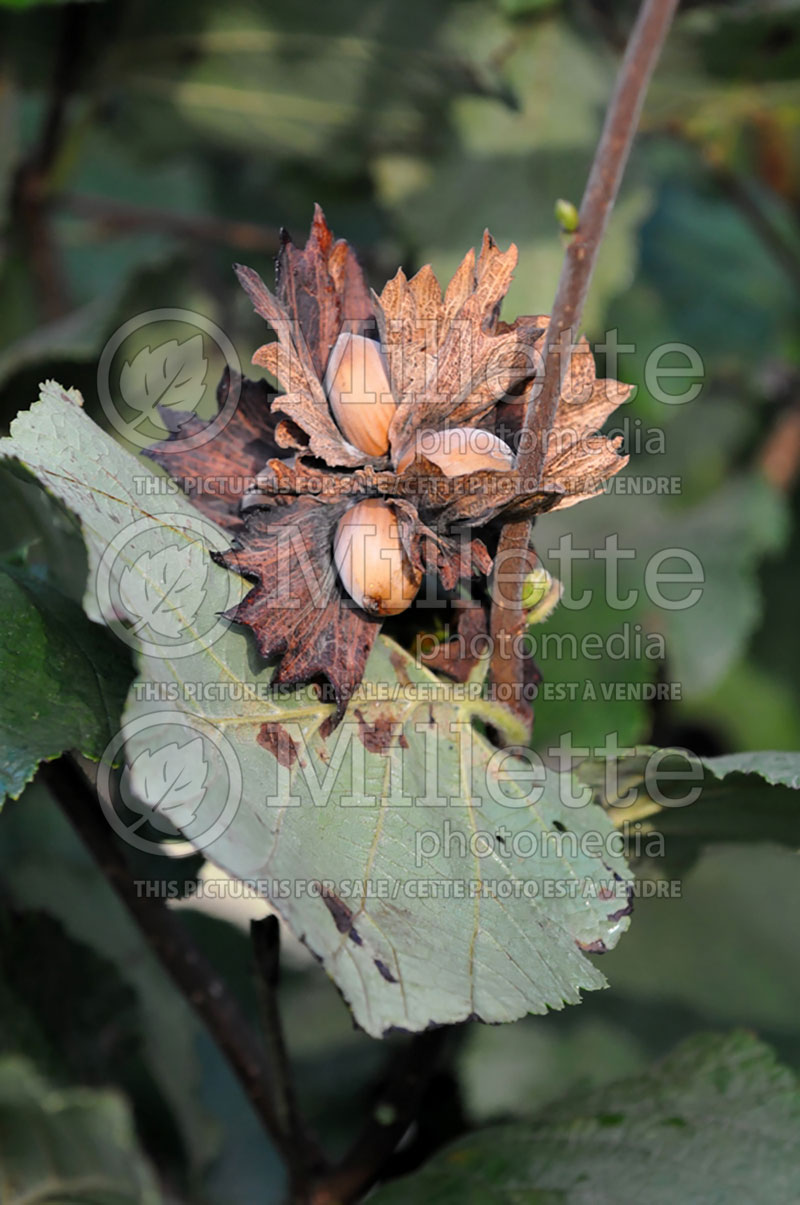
147;209;630;715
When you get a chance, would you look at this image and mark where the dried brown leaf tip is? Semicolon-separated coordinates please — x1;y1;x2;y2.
148;205;630;715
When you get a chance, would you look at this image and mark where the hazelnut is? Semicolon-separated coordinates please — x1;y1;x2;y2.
334;499;422;616
396;426;515;476
324;333;396;457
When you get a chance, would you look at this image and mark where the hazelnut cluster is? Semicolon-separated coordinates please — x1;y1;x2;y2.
324;332;517;617
147;207;630;716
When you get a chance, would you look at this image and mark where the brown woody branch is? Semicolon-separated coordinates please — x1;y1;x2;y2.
251;916;323;1195
41;755;316;1196
310;1029;451;1205
489;0;680;728
60;192;281;255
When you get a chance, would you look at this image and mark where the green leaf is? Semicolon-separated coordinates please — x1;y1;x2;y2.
579;746;800;859
702;750;800;789
0;1056;161;1205
638;176;797;358
521;420;786;759
372;1032;800;1204
113;0;486;171
0;383;632;1037
0;565;133;803
375;13;651;332
0;116;206;389
533;474;788;748
463;838;800;1120
0;901;197;1178
0;0;83;6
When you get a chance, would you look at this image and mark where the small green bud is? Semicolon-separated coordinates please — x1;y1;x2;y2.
522;567;563;625
554;198;579;233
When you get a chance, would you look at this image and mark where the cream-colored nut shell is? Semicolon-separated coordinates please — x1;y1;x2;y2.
333;499;422;617
324;333;396;457
396;426;515;476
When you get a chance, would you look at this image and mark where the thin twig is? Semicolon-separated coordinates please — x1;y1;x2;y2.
488;0;680;726
310;1029;450;1205
41;755;305;1177
11;3;91;319
251;916;319;1196
60;192;281;255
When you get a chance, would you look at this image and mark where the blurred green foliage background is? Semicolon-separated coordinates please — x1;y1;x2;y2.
1;0;800;1200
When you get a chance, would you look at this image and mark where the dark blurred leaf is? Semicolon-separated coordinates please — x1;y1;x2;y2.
0;1055;161;1205
462;835;800;1120
674;656;800;753
529;582;658;753
643;476;787;692
498;0;560;14
195;1028;285;1205
99;0;484;174
0;567;133;802
744;486;800;744
0;905;187;1171
0;783;217;1179
603;844;800;1034
0;0;102;6
639;177;797;356
373;1032;800;1204
0;292;122;388
696;8;800;82
178;906;414;1172
460;1011;644;1124
0;908;141;1083
0;464;87;593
